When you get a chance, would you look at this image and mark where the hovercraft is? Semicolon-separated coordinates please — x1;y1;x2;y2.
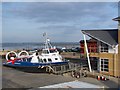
3;34;68;72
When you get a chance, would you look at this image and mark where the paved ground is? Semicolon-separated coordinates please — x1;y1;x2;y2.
2;65;120;89
2;66;75;88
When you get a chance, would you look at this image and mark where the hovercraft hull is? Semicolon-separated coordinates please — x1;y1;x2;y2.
3;61;68;73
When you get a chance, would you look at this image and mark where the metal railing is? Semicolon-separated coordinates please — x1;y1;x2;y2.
45;62;81;74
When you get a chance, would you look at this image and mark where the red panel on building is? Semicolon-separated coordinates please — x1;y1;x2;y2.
80;39;97;54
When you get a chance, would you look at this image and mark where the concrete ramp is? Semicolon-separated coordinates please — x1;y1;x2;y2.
39;80;102;88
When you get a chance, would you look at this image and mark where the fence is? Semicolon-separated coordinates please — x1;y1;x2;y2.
45;62;81;74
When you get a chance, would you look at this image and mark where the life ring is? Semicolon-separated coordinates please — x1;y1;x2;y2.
6;51;18;61
18;51;29;58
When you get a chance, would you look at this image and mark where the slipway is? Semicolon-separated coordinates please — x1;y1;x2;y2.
39;80;102;88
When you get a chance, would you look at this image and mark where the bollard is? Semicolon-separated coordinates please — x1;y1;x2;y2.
101;75;104;81
104;77;107;81
97;76;101;80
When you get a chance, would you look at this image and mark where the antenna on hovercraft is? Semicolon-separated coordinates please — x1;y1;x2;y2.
43;32;52;50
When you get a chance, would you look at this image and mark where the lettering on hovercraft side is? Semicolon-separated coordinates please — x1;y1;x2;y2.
14;63;21;64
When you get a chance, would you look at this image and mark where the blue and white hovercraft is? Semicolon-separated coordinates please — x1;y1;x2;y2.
3;34;68;72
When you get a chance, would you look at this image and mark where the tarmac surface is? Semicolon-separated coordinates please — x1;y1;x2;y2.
2;66;120;89
2;66;75;88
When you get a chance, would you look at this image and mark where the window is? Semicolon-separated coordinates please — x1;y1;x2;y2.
100;59;109;72
50;49;57;53
43;59;47;62
27;57;32;62
100;43;108;52
37;57;43;63
48;58;52;62
42;50;49;54
22;58;27;62
55;58;58;60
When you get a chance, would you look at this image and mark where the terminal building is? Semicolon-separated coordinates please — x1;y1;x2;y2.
81;17;120;77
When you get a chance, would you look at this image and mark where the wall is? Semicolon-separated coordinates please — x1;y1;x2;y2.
108;46;118;53
90;52;118;76
80;40;97;54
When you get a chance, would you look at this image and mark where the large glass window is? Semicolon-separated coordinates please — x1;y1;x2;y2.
100;59;109;72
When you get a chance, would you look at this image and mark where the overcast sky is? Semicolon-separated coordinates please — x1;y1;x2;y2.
2;2;118;43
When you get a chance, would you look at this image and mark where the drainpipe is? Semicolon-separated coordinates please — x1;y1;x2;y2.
83;34;92;72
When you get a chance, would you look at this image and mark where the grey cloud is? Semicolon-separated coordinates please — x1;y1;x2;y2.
38;25;80;35
2;2;118;42
3;2;117;23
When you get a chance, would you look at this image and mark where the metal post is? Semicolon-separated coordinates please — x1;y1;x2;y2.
83;34;92;72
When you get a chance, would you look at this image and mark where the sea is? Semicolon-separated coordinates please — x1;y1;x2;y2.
1;42;80;51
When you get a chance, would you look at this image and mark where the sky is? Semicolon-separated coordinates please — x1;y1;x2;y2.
2;2;119;43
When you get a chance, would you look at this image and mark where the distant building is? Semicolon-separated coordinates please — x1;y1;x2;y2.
81;17;120;77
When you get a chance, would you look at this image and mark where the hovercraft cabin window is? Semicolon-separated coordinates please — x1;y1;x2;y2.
43;59;47;62
50;49;57;53
48;58;52;62
55;58;58;60
37;57;43;63
43;50;49;54
22;58;27;62
27;57;32;62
